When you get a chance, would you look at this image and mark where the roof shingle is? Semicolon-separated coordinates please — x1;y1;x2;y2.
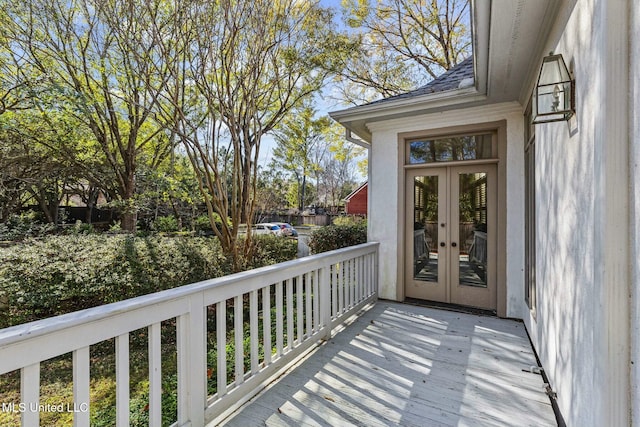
365;57;474;106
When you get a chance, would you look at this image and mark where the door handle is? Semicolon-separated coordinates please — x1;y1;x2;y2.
440;242;445;247
451;242;457;247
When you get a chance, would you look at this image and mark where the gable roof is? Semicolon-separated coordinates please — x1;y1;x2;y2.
344;181;367;201
365;57;475;107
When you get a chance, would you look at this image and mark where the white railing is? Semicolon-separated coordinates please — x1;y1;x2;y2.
0;242;379;427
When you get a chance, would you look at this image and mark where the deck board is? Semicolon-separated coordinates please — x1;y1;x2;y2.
219;302;556;427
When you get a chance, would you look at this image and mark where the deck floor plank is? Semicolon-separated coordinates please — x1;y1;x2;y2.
219;302;556;427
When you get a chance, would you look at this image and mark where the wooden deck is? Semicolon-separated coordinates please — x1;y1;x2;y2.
219;302;556;427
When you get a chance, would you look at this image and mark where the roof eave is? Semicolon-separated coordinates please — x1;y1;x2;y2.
329;87;488;143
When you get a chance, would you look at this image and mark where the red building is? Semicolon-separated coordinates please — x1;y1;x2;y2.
344;182;368;215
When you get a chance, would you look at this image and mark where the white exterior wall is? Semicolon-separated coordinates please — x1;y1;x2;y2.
367;103;525;317
521;0;633;425
631;1;640;424
365;1;636;422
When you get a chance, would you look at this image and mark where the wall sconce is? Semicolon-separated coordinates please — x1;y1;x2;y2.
532;53;574;124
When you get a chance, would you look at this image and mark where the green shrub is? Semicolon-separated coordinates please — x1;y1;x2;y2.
0;235;225;327
244;234;298;268
308;224;367;254
193;213;231;235
152;215;179;232
0;211;56;241
0;234;298;328
66;221;96;235
332;215;366;227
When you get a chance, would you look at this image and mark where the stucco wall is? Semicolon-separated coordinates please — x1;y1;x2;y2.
521;0;632;425
631;0;640;424
367;103;524;316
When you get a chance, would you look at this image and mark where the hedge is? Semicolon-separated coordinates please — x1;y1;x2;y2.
0;234;297;328
308;224;367;254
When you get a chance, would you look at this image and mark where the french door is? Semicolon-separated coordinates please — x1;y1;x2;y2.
405;164;497;310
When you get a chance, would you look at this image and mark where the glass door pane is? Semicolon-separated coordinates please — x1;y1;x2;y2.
406;168;447;302
413;175;439;282
457;172;488;287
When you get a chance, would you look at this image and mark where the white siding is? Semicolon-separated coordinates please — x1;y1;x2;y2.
367;102;524;315
363;1;637;424
631;1;640;425
522;0;633;425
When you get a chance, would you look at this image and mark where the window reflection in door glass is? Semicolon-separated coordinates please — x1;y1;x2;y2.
409;134;493;164
458;172;488;287
413;176;438;282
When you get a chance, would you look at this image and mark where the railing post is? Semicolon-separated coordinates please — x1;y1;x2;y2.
187;293;206;427
21;363;40;427
73;346;90;427
320;265;332;340
115;333;130;427
374;246;379;295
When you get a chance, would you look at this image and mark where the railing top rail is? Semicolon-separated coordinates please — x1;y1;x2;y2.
0;242;379;348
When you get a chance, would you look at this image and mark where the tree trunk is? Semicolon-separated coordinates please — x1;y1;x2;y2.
301;175;307;212
120;170;137;232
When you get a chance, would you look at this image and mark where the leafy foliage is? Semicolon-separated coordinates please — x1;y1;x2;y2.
271;104;332;210
332;215;367;227
0;211;56;241
152;215;179;232
245;234;299;269
156;0;353;269
308;224;367;254
337;0;472;104
0;234;296;328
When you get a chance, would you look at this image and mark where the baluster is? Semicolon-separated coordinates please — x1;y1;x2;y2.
332;264;338;318
368;254;372;296
217;301;227;397
149;322;162;427
313;269;319;332
188;296;206;427
357;257;361;302
250;290;259;374
262;286;272;366
320;266;331;340
176;315;188;425
276;282;284;357
358;256;364;302
234;295;244;385
21;363;40;427
305;272;312;337
347;259;353;308
296;275;303;344
116;333;129;427
338;262;344;315
286;278;294;350
73;346;90;427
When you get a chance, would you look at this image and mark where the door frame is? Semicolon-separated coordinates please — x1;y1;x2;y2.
397;120;508;316
404;164;497;310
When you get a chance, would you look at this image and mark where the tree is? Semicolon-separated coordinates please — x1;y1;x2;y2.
271;105;332;211
3;0;175;231
316;123;363;209
0;107;97;223
155;0;352;269
255;167;290;218
337;0;472;104
0;9;38;116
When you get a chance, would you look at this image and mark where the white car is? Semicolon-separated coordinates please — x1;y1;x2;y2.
273;222;298;237
252;223;282;236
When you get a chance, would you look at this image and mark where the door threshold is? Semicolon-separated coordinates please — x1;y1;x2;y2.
403;298;497;317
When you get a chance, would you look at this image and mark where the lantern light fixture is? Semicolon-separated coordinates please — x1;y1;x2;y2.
532;53;574;124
